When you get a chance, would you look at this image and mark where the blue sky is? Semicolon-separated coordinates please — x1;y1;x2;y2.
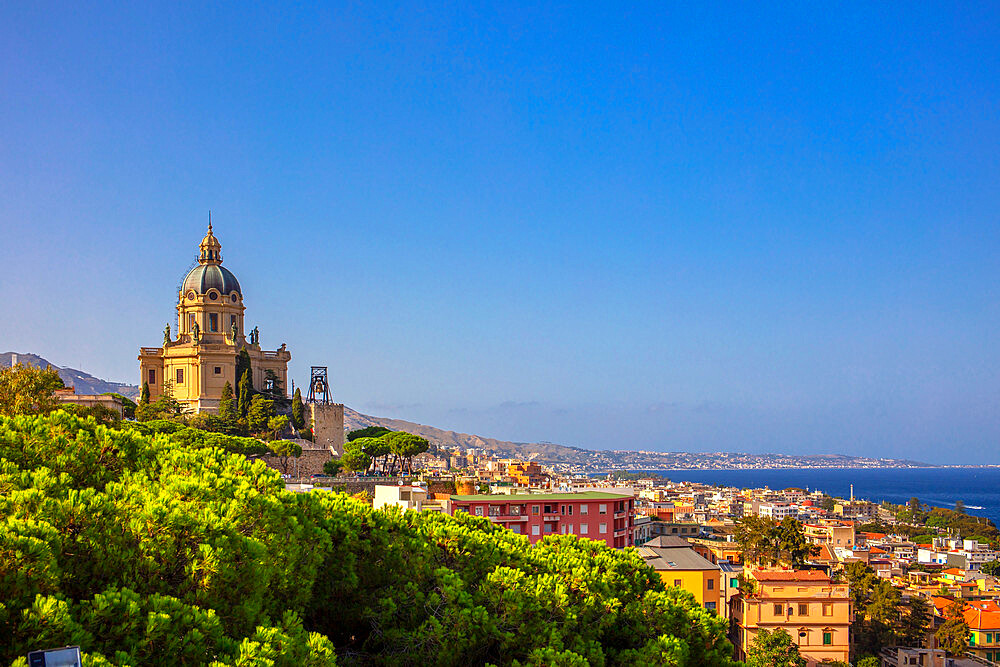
1;3;998;463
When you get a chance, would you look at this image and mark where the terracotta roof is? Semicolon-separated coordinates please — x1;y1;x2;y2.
964;607;1000;630
942;568;964;575
870;547;887;554
814;544;835;561
753;570;831;583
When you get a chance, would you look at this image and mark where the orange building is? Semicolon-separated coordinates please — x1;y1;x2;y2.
731;570;852;666
506;460;544;486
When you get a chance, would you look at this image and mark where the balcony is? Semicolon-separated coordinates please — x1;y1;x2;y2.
139;347;163;355
488;513;529;522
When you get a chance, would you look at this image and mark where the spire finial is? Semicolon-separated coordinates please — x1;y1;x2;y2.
208;210;213;234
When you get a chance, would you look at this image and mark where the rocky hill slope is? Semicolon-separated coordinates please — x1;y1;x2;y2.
1;352;140;399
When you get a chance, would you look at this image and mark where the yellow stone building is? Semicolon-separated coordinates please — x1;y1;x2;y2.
138;224;291;413
731;570;852;666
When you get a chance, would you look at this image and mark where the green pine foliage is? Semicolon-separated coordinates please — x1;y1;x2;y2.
291;388;305;429
218;381;237;422
0;412;735;666
237;370;253;418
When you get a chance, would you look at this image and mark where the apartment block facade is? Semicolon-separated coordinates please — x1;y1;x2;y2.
731;570;852;667
448;492;634;548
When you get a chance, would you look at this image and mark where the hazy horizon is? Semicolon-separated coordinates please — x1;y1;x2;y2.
2;3;999;464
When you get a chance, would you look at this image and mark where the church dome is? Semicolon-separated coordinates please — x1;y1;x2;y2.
182;263;242;296
181;221;242;296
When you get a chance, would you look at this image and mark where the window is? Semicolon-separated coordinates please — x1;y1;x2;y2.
545;524;553;533
511;525;521;534
209;291;218;301
731;578;739;588
673;580;682;587
230;315;237;327
189;313;195;330
568;505;573;515
989;633;994;644
147;369;156;385
580;524;589;535
474;507;483;516
823;632;832;646
214;366;222;375
532;525;540;536
599;504;607;514
580;504;588;515
798;604;808;616
566;524;573;534
672;527;678;534
544;505;553;514
209;313;218;331
176;368;184;384
599;523;607;534
560;525;566;534
823;603;833;616
707;579;714;590
705;601;716;612
774;604;784;616
532;505;539;515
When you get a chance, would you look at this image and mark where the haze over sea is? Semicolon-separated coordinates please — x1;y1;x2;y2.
641;467;1000;528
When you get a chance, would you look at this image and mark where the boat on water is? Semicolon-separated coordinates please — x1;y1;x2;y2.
966;505;985;510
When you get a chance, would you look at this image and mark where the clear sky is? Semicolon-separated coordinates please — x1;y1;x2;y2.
2;3;998;463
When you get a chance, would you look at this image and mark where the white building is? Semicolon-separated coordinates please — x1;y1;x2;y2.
374;484;430;512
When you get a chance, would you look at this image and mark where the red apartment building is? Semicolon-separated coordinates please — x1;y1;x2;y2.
448;492;635;548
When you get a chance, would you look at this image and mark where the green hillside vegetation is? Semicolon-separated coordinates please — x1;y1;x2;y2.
0;411;735;666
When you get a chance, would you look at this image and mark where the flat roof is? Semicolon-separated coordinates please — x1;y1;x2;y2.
450;491;631;502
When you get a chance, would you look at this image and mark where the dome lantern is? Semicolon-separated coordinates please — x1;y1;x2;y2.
199;220;223;265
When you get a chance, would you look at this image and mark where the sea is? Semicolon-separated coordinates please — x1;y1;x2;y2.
636;467;1000;528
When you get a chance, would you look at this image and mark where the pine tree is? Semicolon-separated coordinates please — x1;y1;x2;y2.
218;381;236;421
238;370;253;418
140;381;150;405
291;388;304;429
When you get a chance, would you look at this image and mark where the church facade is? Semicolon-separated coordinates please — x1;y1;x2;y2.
138;224;291;413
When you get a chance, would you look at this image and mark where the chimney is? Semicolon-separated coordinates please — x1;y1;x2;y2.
11;353;17;366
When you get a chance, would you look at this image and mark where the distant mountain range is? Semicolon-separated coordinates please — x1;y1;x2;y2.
2;352;140;399
343;407;930;471
4;351;930;470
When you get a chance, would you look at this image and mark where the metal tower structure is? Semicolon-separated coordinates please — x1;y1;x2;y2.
307;366;331;404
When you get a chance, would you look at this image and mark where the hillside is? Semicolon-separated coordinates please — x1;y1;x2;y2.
1;351;140;399
2;352;927;470
344;406;594;463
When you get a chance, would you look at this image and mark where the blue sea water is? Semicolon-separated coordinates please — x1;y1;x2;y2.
640;467;1000;528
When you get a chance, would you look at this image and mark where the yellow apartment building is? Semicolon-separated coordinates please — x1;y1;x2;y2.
731;570;852;666
803;521;856;549
638;536;722;613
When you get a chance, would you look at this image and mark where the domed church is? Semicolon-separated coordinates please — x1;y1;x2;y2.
138;223;291;413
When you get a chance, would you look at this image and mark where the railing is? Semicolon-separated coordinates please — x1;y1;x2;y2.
489;513;529;522
139;347;163;355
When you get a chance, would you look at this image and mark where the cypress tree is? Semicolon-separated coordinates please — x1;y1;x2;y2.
291;387;304;429
237;370;252;418
218;381;236;421
140;381;150;405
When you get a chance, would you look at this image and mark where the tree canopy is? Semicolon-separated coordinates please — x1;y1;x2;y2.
0;363;64;417
745;628;805;667
0;411;736;666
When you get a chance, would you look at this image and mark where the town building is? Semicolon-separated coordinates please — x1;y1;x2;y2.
638;536;722;613
731;570;852;667
138;224;291;413
54;387;125;417
878;647;949;667
374;484;430;512
447;491;634;548
964;602;1000;661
